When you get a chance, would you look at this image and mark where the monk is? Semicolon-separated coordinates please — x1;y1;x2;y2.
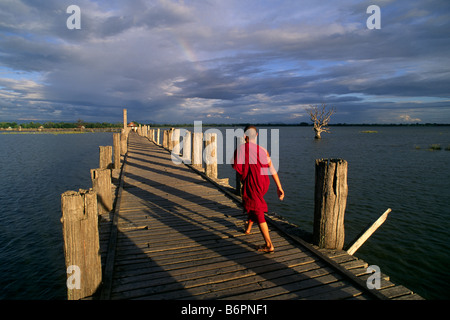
232;125;284;253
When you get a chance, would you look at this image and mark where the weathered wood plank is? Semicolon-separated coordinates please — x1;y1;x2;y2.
346;208;392;255
117;254;327;300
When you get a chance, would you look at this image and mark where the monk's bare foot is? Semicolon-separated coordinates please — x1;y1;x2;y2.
244;222;252;234
257;245;274;253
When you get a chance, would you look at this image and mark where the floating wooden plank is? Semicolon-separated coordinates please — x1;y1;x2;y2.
347;208;392;255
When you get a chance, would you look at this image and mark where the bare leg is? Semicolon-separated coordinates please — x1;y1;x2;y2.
258;222;274;251
244;220;253;234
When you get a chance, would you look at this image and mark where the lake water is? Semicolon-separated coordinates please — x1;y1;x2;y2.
0;127;449;300
0;132;114;300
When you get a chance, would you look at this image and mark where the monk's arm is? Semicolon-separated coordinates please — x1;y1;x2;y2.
269;161;284;201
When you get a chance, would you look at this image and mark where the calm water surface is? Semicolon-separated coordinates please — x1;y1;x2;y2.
0;132;114;299
0;127;449;299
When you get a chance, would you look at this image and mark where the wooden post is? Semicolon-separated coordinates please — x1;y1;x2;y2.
61;189;101;300
123;109;127;130
204;132;218;179
235;136;245;195
99;146;112;169
192;131;203;170
149;129;154;142
120;129;128;155
113;133;121;169
172;128;181;156
156;128;160;145
183;130;192;164
163;130;168;149
313;159;348;250
90;168;113;215
168;128;174;151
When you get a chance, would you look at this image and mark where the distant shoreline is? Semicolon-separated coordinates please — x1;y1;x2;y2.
0;127;121;133
1;122;449;132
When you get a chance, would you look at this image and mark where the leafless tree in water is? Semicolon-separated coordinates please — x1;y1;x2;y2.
307;104;336;139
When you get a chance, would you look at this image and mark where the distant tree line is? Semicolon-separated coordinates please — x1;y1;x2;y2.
135;122;450;127
0;121;123;129
1;120;448;130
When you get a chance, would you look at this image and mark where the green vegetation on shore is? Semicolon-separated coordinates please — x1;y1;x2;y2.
0;120;122;129
1;131;88;135
131;122;450;128
2;120;449;130
360;130;378;133
414;144;450;151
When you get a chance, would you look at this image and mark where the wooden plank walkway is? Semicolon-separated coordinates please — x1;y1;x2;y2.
98;132;423;300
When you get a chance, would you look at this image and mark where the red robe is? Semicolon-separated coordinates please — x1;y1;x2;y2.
232;142;271;214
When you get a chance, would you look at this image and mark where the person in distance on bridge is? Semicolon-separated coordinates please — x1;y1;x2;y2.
232;125;284;253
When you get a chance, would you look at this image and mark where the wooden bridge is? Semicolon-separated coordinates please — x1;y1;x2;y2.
92;132;423;301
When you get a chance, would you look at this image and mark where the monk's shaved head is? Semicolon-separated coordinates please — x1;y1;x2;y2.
244;125;257;140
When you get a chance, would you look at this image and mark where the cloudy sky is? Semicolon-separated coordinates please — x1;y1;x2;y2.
0;0;449;124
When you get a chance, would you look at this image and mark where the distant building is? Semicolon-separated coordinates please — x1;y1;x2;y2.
128;122;138;132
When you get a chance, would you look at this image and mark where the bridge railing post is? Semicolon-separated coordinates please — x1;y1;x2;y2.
99;146;113;169
90;168;113;215
313;158;348;250
113;133;120;169
204;132;218;179
234;136;245;195
61;189;102;300
192;131;203;171
120;128;129;155
182;130;192;164
172;128;181;156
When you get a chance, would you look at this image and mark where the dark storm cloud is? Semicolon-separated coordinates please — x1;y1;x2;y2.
0;0;449;123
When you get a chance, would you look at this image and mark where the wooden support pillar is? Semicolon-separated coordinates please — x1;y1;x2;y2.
172;128;181;156
166;130;170;149
61;189;101;300
235;136;245;196
123;109;127;130
163;130;168;149
168;128;174;151
120;129;128;155
156;128;160;145
99;146;112;169
192;131;203;170
113;133;121;169
90;168;113;215
313;158;348;250
204;132;218;179
183;130;192;164
149;129;154;142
